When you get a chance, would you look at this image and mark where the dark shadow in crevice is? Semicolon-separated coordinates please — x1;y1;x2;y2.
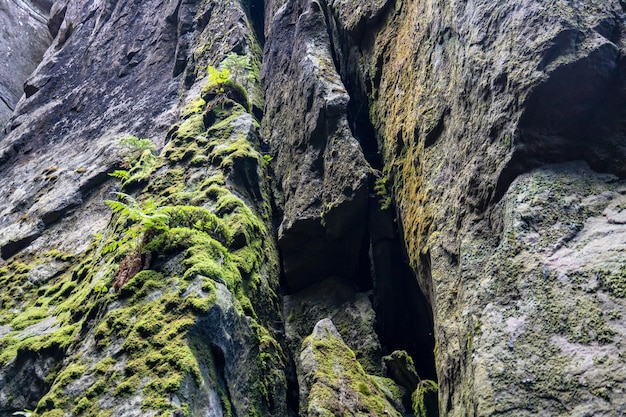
492;39;626;205
242;0;265;47
367;197;437;382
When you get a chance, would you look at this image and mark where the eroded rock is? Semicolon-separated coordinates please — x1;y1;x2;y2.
262;0;370;293
298;318;402;416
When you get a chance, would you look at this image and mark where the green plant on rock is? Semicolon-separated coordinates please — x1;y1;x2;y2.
207;66;231;93
105;193;170;233
220;53;253;86
105;193;169;291
117;136;156;164
111;136;158;187
412;378;438;417
374;173;392;211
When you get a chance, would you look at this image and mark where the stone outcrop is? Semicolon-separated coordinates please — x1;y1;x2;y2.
0;0;52;140
1;0;626;416
304;0;626;414
0;0;288;416
298;318;402;416
262;0;371;293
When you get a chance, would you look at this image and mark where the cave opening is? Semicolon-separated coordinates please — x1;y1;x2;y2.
364;193;438;376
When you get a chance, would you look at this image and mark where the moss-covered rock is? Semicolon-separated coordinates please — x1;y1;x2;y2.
298;318;403;416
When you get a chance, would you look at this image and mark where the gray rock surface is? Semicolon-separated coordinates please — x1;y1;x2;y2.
457;162;626;416
298;318;402;416
284;277;382;375
0;0;52;140
0;0;286;416
0;0;625;415
262;0;370;293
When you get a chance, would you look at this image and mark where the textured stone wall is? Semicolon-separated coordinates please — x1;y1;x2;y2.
0;0;52;140
0;0;625;416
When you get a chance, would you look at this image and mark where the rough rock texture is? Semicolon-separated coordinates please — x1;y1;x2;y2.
0;0;287;416
0;0;52;140
298;318;402;416
283;277;382;375
262;0;371;293
464;162;626;416
2;0;626;416
314;0;626;415
264;0;626;415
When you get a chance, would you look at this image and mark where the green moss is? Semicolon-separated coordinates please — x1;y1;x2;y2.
119;270;163;299
72;397;92;415
4;54;281;416
181;98;207;119
305;329;401;416
175;114;206;142
55;363;87;387
85;379;107;398
412;379;438;417
599;265;626;298
10;306;49;331
113;374;140;397
124;149;158;187
40;410;64;417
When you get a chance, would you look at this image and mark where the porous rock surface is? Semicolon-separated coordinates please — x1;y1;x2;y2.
264;0;626;415
298;318;402;416
0;0;288;416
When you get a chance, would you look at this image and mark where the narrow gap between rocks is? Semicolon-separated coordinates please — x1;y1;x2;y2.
341;39;438;416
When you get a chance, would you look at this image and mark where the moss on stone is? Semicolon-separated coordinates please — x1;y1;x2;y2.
303;322;402;416
0;55;281;416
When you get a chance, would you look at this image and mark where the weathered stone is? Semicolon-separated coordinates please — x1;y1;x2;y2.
311;0;626;414
1;0;626;415
0;0;52;140
284;277;382;375
0;1;286;416
262;0;370;293
298;318;402;416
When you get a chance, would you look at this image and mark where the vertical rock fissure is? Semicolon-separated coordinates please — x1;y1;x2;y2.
320;6;439;404
309;0;439;411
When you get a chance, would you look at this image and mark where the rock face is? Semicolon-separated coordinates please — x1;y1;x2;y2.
0;0;52;140
1;0;626;416
0;0;288;416
263;0;626;415
298;318;402;416
262;0;370;293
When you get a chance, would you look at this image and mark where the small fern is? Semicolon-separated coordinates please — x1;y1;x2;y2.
109;169;130;181
117;135;156;166
105;192;169;232
207;66;231;93
220;53;253;85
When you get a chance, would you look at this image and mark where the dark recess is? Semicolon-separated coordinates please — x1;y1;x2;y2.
366;198;438;382
493;40;626;205
242;0;265;47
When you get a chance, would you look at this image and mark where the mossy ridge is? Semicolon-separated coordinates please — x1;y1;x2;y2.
304;328;402;416
0;62;280;415
0;237;115;369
